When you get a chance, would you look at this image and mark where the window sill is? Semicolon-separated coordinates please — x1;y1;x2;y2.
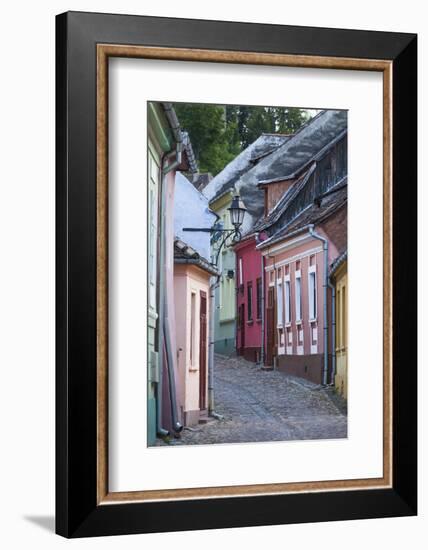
296;320;303;326
247;320;254;326
256;318;262;324
219;317;235;325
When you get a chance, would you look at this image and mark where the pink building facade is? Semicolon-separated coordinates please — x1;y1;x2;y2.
260;212;345;384
234;235;264;363
252;120;348;384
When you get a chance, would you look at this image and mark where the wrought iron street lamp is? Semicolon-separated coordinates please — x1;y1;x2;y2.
182;194;247;265
228;195;246;233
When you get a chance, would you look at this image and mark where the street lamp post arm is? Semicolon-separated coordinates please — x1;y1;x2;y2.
182;226;240;266
213;228;236;266
182;227;234;233
182;227;213;232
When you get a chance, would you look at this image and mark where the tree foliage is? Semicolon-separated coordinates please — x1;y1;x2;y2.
174;103;310;176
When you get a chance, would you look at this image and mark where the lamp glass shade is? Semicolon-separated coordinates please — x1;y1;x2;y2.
228;195;246;228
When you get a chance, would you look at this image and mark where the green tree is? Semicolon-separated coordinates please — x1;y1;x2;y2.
174;103;239;175
174;103;311;176
238;106;309;148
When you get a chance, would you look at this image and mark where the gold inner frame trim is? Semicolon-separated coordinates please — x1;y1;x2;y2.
96;44;393;505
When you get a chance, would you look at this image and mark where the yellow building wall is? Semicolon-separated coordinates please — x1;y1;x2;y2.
335;262;348;399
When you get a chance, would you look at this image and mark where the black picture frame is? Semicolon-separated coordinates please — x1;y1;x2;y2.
56;10;417;538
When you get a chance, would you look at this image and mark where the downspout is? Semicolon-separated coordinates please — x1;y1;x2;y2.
255;233;265;367
155;151;170;438
328;278;336;385
158;142;184;434
208;274;221;418
308;225;329;386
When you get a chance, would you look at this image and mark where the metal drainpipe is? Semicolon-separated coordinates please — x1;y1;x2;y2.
328;278;336;385
255;233;265;367
155;151;171;438
158;144;184;434
308;225;329;386
208;274;221;417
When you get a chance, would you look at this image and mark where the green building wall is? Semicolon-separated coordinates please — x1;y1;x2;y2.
147;103;175;446
211;192;237;356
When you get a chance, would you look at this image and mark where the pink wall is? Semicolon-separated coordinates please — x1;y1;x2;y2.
162;170;184;430
174;263;211;424
235;236;263;357
262;229;339;359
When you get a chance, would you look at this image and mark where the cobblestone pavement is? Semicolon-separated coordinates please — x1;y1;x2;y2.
166;354;347;446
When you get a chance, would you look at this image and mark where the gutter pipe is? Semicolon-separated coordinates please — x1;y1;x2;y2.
308;225;329;386
155;150;171;438
328;278;336;385
157;142;184;435
208;274;221;416
255;233;265;367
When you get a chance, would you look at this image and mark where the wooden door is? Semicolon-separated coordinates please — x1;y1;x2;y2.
265;287;275;366
199;291;207;410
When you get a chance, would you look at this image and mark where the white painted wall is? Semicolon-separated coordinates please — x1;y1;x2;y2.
0;1;425;549
174;172;217;260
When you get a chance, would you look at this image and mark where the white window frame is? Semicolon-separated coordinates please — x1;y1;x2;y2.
295;269;302;322
284;274;291;325
276;279;284;328
239;257;243;286
286;327;293;355
190;291;196;368
308;265;317;321
297;326;304;355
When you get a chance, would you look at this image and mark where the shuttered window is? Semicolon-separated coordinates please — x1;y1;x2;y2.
308;268;317;320
285;280;291;324
256;278;262;320
295;272;302;321
247;282;253;321
277;280;284;327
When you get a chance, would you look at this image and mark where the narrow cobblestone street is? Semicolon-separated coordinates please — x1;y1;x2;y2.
173;354;347;445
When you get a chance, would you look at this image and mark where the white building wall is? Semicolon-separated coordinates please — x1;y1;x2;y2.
174;172;217;259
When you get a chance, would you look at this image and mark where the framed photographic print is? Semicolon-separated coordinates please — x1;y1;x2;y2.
56;11;417;538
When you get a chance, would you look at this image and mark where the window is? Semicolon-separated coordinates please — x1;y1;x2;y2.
148;148;159;312
220;277;234;320
276;280;283;327
285;279;291;323
239;257;243;286
247;282;253;321
256;278;262;320
308;269;317;320
336;278;347;351
295;273;302;321
190;292;196;366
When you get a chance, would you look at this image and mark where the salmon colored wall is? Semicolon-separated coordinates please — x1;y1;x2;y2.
319;204;347;257
263;235;325;357
163;170;182;431
262;222;343;381
174;263;211;423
